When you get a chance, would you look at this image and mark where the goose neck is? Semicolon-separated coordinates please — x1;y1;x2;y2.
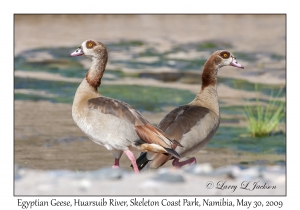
85;56;107;90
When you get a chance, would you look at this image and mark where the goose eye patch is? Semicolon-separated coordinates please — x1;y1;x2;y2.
220;51;230;59
86;41;95;49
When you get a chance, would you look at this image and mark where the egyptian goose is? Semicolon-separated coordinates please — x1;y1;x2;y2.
70;40;181;173
136;50;244;170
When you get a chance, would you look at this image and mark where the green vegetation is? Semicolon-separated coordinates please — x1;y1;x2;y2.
243;84;285;137
221;77;285;97
196;42;217;50
207;126;285;154
14;77;195;112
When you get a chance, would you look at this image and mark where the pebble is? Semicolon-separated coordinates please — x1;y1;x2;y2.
152;172;185;183
88;167;129;180
183;163;214;175
206;165;243;178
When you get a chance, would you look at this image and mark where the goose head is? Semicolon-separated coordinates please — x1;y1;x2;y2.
70;40;108;89
70;40;107;59
214;50;244;69
201;50;244;90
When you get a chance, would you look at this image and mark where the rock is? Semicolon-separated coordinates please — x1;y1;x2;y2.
261;166;286;184
208;165;242;178
237;166;265;181
183;163;213;175
151;170;185;183
87;167;130;180
78;179;92;191
14;165;23;181
45;167;129;180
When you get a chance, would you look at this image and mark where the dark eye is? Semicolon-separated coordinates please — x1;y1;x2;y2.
220;51;230;59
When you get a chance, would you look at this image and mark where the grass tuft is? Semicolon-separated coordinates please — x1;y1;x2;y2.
243;84;285;137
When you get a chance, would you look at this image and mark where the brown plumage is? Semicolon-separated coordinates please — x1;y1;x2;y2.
159;105;210;141
135;50;244;170
70;40;181;173
88;97;148;126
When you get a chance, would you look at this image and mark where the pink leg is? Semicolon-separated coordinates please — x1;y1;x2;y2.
124;150;139;174
112;158;119;169
172;157;197;168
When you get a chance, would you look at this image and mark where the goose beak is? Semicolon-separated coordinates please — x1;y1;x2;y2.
230;58;244;69
70;46;84;57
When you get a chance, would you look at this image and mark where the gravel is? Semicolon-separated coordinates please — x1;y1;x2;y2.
15;163;285;196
